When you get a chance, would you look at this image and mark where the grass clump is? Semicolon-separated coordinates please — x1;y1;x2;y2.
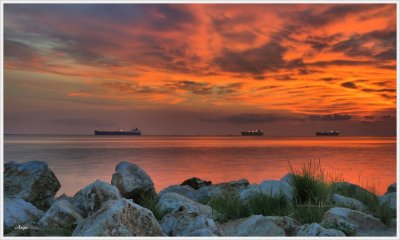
289;160;330;205
247;192;291;216
292;204;330;224
140;194;172;220
208;191;249;223
374;202;396;225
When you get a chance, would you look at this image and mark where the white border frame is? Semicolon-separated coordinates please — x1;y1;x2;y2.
1;0;398;239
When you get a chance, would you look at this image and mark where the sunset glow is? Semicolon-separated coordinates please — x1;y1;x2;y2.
4;4;396;135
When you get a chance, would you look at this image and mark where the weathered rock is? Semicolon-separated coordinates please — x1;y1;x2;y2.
386;183;396;194
38;199;83;231
4;161;61;210
111;161;156;201
239;180;293;203
331;193;367;212
4;198;44;233
220;215;285;236
160;209;218;236
297;223;345;236
185;179;250;203
159;185;195;199
321;207;388;236
280;173;295;185
378;192;396;210
331;182;375;200
186;185;224;203
180;177;212;190
72;199;163;236
72;180;121;217
157;192;213;218
265;216;299;236
160;179;249;203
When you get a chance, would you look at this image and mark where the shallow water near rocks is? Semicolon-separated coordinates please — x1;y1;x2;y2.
4;135;396;196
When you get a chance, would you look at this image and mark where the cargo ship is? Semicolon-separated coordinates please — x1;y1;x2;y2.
94;127;142;136
241;129;264;136
316;130;339;136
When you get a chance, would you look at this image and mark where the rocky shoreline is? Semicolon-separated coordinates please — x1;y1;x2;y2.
3;160;397;237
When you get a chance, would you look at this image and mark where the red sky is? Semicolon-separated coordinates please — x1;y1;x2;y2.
4;4;397;135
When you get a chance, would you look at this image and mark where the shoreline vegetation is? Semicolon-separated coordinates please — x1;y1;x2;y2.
3;160;397;237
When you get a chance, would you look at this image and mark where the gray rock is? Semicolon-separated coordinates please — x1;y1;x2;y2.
239;180;293;203
220;215;285;236
159;185;195;199
4;197;44;232
180;177;212;190
160;209;218;236
331;182;375;200
378;192;396;210
386;183;396;194
4;161;61;210
297;223;345;236
265;216;299;236
72;180;121;217
159;179;249;204
331;193;367;212
38;199;83;231
72;199;163;236
111;161;156;201
280;173;295;185
157;192;214;218
321;207;388;236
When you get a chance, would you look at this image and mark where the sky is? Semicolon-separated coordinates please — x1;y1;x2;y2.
3;4;397;136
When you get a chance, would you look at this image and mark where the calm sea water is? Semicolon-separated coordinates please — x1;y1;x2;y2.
3;135;396;195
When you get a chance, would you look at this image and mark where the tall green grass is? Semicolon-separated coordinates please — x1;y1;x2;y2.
208;191;249;223
289;159;330;205
247;192;291;216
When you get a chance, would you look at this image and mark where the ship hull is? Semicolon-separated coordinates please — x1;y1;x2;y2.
241;132;264;136
94;131;141;136
316;132;339;136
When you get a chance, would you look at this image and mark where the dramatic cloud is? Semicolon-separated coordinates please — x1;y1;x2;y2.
3;4;396;135
341;82;358;89
309;114;352;121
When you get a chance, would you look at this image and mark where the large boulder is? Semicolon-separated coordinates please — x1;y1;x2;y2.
157;192;213;218
378;192;396;210
239;180;293;203
321;207;388;236
160;209;219;236
264;216;299;236
180;177;212;190
159;185;195;199
331;194;367;212
280;173;295;185
386;183;396;194
189;179;249;202
38;199;83;232
297;223;345;236
4;198;44;233
111;162;156;201
330;182;375;201
4;161;61;210
160;179;249;203
72;180;121;217
220;215;285;236
72;199;163;236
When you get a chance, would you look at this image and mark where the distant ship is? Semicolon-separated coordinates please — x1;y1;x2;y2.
94;127;142;136
241;129;264;136
316;130;339;136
